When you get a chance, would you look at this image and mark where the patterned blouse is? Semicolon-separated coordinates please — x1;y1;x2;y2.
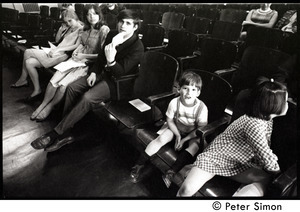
78;25;110;55
194;115;280;176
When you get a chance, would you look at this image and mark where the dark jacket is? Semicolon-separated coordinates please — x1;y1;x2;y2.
89;30;144;99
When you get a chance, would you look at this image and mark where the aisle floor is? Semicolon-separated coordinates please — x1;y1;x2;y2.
2;52;178;199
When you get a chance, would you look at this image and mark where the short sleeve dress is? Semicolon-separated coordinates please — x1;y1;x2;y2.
193;115;280;176
23;25;83;68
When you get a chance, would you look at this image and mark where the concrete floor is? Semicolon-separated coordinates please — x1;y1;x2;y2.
2;52;178;199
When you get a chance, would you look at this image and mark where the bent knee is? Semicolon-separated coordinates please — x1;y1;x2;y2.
178;185;196;197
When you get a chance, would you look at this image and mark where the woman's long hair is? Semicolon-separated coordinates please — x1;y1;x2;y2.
83;4;105;31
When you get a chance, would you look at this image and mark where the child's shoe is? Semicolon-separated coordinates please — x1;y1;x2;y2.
162;170;175;188
130;164;145;183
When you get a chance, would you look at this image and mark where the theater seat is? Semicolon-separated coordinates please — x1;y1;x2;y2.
134;69;233;192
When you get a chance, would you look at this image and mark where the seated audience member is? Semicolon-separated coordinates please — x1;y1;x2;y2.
30;4;110;121
130;72;208;188
240;3;278;41
275;10;297;33
177;78;288;197
101;3;124;16
11;9;83;101
30;9;144;152
101;3;125;30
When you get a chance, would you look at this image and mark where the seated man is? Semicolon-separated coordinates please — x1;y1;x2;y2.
31;9;144;152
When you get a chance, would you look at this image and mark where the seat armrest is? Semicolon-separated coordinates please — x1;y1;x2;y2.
196;115;231;140
214;66;238;77
147;91;178;105
147;91;178;121
111;73;139;82
146;45;167;51
177;54;198;62
112;73;139;100
268;163;297;197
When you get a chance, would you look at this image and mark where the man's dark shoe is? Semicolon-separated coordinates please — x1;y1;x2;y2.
31;134;56;150
130;164;145;183
44;136;75;152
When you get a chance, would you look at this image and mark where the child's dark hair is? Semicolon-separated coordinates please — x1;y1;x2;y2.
179;71;202;90
83;4;105;30
117;9;141;29
248;77;288;120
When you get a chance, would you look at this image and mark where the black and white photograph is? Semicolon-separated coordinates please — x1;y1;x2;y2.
2;2;298;203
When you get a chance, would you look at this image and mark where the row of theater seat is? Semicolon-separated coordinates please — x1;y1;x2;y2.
2;5;297;197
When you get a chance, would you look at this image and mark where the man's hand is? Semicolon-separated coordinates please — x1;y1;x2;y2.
111;32;126;47
87;72;97;87
104;43;117;63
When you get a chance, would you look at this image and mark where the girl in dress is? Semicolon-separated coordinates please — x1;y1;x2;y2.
11;9;84;101
30;4;110;121
177;78;288;196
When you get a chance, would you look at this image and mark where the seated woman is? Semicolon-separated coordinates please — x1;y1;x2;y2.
240;3;278;41
30;4;110;121
276;10;297;33
10;9;83;101
177;78;288;197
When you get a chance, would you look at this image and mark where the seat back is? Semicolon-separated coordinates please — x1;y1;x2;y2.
50;7;61;20
103;12;118;30
141;10;162;26
40;5;50;19
184;16;212;34
219;8;248;24
246;26;297;55
1;8;19;23
74;3;85;21
133;51;179;99
197;7;220;21
231;46;291;95
164;29;198;58
161;12;185;37
190;37;237;73
28;13;41;28
18;12;30;26
141;24;165;50
211;20;242;41
186;69;233;123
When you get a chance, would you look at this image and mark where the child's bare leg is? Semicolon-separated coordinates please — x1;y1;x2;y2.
185;138;200;156
230;167;271;197
177;167;215;196
145;129;174;156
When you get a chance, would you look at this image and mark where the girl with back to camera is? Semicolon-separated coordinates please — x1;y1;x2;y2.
30;4;110;121
11;9;84;101
177;78;288;197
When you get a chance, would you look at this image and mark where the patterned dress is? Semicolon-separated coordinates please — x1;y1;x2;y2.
194;115;280;176
50;25;110;87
